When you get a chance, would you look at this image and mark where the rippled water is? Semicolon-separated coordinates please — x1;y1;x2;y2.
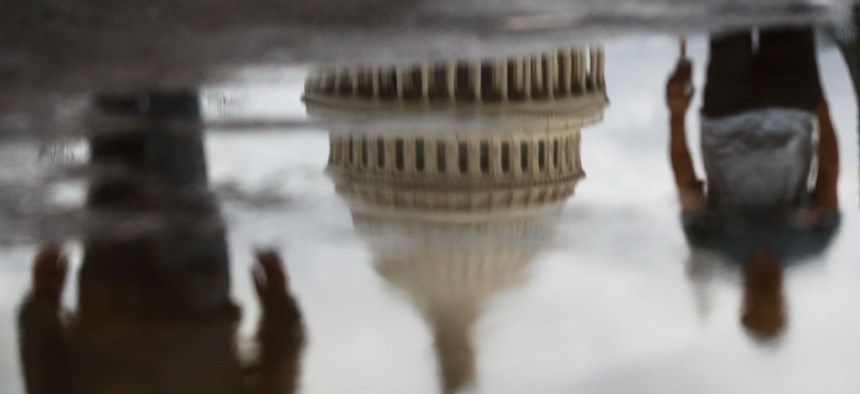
3;2;860;394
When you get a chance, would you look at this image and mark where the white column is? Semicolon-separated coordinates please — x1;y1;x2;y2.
471;63;482;101
548;52;556;100
421;63;431;102
564;136;572;173
468;140;481;176
524;58;532;100
514;58;524;95
446;140;458;175
564;50;573;95
327;135;334;164
511;139;522;177
559;137;567;172
498;60;508;101
570;135;578;171
568;135;576;172
589;46;599;90
597;47;605;88
447;61;457;102
533;55;543;94
385;139;396;174
339;136;348;165
530;139;540;176
491;140;503;176
546;138;554;173
557;136;567;174
576;51;587;92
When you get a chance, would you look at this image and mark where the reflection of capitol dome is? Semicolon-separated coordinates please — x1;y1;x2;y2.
303;47;606;117
304;45;606;394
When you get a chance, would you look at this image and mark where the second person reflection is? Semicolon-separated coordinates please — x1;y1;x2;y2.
666;27;841;343
17;91;305;394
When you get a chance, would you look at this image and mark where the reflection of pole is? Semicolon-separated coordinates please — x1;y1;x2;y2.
430;304;478;394
677;37;693;98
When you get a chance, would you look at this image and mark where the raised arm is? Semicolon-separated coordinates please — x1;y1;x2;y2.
246;250;305;394
811;100;840;210
667;57;706;213
17;246;70;394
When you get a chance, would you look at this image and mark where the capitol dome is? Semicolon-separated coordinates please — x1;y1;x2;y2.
304;44;607;394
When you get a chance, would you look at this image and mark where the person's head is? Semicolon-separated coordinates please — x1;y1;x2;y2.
740;250;786;344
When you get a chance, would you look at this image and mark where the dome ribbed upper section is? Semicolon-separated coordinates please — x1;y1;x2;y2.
329;128;585;213
305;46;607;207
303;46;607;123
303;46;607;216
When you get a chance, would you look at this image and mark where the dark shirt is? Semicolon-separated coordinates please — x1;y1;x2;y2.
682;210;840;264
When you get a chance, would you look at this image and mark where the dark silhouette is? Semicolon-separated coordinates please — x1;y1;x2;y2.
17;91;305;394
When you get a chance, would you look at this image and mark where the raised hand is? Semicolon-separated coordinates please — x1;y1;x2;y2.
666;57;694;115
252;249;289;302
249;249;305;394
32;246;68;299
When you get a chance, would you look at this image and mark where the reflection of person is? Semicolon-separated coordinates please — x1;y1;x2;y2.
19;248;302;394
666;28;840;342
17;91;304;394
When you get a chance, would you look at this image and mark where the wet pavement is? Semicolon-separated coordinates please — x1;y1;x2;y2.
3;3;860;394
